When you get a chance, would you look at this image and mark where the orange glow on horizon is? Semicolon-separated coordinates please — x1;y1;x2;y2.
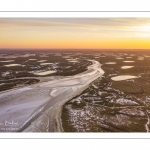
1;37;150;50
1;18;150;50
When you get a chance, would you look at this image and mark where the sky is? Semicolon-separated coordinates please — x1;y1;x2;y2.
0;18;150;50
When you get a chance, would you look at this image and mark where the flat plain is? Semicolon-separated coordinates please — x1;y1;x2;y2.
0;50;150;132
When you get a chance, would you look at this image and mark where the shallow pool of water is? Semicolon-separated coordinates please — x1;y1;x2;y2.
111;75;138;81
99;56;106;57
40;63;53;65
63;56;71;58
40;55;48;57
123;61;135;63
37;60;47;62
29;59;37;60
34;70;56;75
67;58;78;61
137;57;144;60
68;60;78;63
116;58;124;59
4;64;21;67
105;62;116;64
144;55;150;58
121;66;134;69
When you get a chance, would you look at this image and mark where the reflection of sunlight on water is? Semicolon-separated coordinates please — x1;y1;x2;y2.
121;66;134;69
111;75;138;81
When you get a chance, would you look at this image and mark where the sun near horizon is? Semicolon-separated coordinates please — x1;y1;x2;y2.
1;18;150;50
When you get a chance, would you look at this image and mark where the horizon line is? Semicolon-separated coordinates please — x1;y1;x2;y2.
0;48;150;51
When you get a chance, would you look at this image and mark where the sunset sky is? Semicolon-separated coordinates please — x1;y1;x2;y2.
1;18;150;50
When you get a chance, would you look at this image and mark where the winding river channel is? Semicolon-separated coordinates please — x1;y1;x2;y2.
0;60;104;132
